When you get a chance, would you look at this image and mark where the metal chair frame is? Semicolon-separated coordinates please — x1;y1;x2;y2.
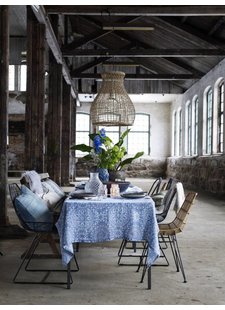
148;177;162;196
9;183;79;285
117;185;177;266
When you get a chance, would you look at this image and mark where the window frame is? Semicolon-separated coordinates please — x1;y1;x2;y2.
217;80;224;153
205;87;213;155
192;96;199;156
127;113;150;155
75;112;91;157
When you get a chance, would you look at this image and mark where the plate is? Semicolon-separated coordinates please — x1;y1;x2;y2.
120;192;147;199
70;192;96;199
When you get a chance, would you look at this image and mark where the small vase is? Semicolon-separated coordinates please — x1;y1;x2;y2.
85;172;103;195
97;168;109;183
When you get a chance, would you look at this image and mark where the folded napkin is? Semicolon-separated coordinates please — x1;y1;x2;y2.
123;186;144;194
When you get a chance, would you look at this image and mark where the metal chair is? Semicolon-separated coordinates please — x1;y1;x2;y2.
148;177;162;196
138;192;198;285
8;183;79;285
117;185;177;266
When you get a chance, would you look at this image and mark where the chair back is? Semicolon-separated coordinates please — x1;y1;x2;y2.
8;183;31;231
156;185;177;223
159;192;197;235
8;183;21;203
148;177;162;196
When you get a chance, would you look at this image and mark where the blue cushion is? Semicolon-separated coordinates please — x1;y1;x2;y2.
15;185;53;232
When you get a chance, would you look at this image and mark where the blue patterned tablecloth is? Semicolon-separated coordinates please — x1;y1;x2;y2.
56;197;160;266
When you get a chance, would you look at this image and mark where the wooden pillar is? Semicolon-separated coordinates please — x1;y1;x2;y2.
61;80;71;185
0;6;9;226
70;99;77;181
25;8;45;172
47;53;62;184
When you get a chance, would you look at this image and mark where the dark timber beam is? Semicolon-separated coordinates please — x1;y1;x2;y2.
25;8;45;172
64;49;225;57
45;5;225;16
62;30;113;51
78;15;205;77
0;6;9;227
31;5;77;100
73;73;202;80
208;17;225;35
61;80;71;185
154;16;225;48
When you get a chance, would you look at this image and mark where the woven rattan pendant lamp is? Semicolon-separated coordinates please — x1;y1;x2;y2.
90;71;135;126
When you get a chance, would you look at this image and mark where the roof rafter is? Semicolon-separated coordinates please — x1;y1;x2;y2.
45;5;225;16
63;48;225;57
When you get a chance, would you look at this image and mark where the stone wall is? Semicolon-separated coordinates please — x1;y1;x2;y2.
75;157;167;179
167;156;225;196
8;114;25;171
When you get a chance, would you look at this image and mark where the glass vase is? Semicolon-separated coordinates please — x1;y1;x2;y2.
85;172;103;195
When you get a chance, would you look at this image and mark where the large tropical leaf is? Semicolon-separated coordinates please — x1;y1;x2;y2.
118;151;144;170
116;129;131;147
70;144;93;153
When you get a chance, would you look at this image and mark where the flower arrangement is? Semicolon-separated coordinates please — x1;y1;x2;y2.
71;128;144;172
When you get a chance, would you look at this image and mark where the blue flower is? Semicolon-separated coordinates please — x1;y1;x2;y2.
99;128;106;138
94;135;102;154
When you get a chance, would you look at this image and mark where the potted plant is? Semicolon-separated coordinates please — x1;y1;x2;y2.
71;128;144;182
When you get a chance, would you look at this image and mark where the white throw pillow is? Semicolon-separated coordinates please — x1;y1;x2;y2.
42;191;62;209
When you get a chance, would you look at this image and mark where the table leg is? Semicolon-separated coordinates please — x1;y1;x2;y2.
148;266;151;289
67;262;71;289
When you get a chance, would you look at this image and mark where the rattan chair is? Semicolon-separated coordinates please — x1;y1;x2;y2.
138;192;197;285
8;183;79;284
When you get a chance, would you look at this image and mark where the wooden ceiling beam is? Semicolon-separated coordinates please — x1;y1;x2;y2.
63;48;225;57
208;17;225;35
71;57;111;76
30;5;77;99
45;5;225;16
112;30;205;74
154;16;225;48
72;73;202;80
62;30;113;51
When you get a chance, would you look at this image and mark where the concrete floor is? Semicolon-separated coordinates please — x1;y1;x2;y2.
0;178;225;305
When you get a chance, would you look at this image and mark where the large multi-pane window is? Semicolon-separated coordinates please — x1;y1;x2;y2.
75;113;90;157
128;113;150;155
178;109;182;156
8;64;27;91
192;97;199;155
206;88;213;154
186;102;192;155
173;111;177;156
217;81;224;153
9;65;15;91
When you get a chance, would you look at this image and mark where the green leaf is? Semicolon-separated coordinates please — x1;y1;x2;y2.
70;144;93;153
118;151;144;170
116;129;131;147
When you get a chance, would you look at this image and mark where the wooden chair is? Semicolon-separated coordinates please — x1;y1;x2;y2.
138;192;197;286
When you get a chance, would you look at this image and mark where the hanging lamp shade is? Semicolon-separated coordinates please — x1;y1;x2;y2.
90;71;135;126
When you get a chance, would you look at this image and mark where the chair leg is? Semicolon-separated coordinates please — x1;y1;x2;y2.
13;233;79;284
118;239;145;266
171;235;187;282
168;235;180;272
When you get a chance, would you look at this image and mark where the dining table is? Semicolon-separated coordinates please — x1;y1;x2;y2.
56;194;160;289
